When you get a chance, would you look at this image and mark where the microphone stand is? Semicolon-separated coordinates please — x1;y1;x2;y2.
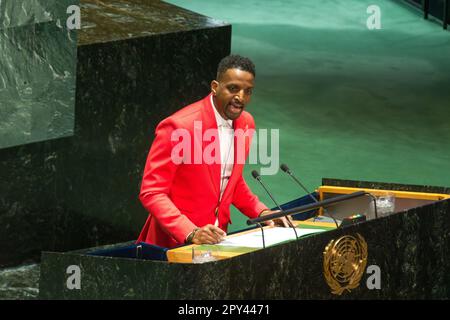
364;192;379;218
318;207;340;228
280;164;340;228
257;223;266;249
252;171;299;243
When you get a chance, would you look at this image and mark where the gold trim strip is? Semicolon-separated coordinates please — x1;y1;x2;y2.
318;185;450;201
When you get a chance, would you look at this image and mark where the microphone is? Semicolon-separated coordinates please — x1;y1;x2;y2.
251;169;260;180
280;163;339;228
251;169;298;239
280;164;319;203
251;170;283;211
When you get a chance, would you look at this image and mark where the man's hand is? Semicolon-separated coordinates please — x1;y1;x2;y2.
192;224;227;245
259;209;293;228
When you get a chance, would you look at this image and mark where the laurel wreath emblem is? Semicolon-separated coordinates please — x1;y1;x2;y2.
323;233;368;295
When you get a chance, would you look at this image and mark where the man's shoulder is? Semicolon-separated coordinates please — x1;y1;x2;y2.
239;110;256;128
170;98;205;122
240;110;255;122
158;96;206;129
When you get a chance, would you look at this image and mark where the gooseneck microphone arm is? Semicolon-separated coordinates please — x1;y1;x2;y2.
280;164;319;203
251;170;283;211
279;163;339;227
251;170;299;241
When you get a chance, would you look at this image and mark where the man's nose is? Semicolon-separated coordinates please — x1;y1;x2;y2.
234;90;245;101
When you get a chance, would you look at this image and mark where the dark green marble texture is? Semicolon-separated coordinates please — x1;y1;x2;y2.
0;0;78;149
0;0;74;30
0;0;231;267
78;0;227;45
0;263;40;299
39;180;450;299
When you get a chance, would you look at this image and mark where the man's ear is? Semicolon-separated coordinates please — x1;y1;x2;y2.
210;80;219;95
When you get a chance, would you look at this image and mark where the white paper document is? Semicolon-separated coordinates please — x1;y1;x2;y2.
219;227;327;248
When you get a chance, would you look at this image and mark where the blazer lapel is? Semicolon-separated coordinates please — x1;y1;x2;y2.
202;94;221;198
221;114;249;201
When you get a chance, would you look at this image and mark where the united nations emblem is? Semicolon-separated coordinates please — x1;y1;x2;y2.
323;233;368;295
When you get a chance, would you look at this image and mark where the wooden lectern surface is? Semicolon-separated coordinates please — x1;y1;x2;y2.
166;219;336;263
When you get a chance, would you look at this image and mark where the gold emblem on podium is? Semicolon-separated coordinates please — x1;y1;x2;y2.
323;233;368;295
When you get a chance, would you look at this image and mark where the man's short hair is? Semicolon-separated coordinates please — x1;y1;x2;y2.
216;54;256;80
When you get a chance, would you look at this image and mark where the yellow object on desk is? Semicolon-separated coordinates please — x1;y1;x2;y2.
317;185;450;217
318;185;450;201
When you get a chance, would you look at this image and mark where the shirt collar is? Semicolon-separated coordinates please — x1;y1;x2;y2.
211;95;233;128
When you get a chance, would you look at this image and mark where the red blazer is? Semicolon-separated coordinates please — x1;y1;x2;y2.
137;94;268;248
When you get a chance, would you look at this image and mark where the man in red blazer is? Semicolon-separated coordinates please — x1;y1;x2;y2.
137;55;288;248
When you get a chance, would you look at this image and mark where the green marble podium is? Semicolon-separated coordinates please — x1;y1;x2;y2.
39;178;450;299
0;0;78;149
0;0;231;267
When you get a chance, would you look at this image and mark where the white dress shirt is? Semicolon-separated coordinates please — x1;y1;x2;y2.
211;95;234;226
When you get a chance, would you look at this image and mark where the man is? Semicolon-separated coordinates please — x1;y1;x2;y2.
137;54;288;248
